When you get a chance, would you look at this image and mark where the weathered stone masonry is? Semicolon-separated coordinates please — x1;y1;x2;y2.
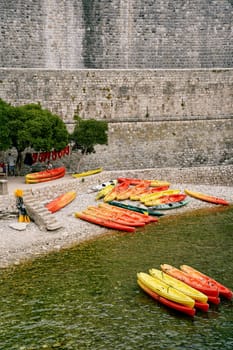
1;0;232;69
0;69;232;170
0;0;232;171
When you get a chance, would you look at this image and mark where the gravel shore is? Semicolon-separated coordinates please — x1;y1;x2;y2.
0;171;232;269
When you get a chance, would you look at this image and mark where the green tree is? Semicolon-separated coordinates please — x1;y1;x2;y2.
0;99;69;173
71;115;108;171
0;99;13;150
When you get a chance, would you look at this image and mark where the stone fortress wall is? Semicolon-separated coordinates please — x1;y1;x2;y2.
1;0;232;69
0;1;232;171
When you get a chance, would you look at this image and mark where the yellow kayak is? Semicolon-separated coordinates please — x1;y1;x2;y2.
95;184;115;200
137;272;195;308
143;190;180;206
150;180;170;187
72;167;103;178
149;268;208;303
140;189;180;204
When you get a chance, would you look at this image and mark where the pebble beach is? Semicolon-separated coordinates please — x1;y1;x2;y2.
0;169;232;269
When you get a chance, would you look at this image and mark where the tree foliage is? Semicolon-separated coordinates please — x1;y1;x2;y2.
0;99;69;172
0;99;13;150
71;115;108;170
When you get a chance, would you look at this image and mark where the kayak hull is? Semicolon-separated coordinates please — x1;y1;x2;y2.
99;203;158;223
72;167;103;178
95;184;115;200
148;194;187;205
117;177;170;187
149;200;189;210
161;264;219;299
141;189;180;205
108;200;164;217
184;189;229;206
46;191;76;213
137;280;196;317
149;268;208;303
75;212;135;232
137;272;195;308
103;181;131;202
83;207;146;227
25;167;65;184
180;265;233;300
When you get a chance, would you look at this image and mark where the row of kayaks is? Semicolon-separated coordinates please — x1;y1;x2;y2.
25;167;103;184
44;175;230;230
39;175;230;229
24;168;230;208
92;176;230;208
137;264;233;317
75;203;159;232
25;167;66;184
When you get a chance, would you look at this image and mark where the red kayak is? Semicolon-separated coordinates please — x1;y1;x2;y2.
118;177;148;185
180;265;233;300
150;194;187;205
137;279;196;317
161;264;219;298
194;300;209;312
26;167;65;184
75;212;135;232
117;177;170;187
140;185;170;195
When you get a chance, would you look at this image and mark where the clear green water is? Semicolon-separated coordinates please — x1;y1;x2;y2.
0;206;233;350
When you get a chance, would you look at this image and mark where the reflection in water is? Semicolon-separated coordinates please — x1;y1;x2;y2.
0;206;232;349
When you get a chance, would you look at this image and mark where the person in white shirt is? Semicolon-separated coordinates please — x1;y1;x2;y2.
46;161;53;170
8;153;15;176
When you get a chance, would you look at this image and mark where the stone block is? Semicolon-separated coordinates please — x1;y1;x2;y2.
0;180;8;195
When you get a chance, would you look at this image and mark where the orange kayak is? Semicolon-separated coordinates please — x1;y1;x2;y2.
46;191;76;213
184;189;229;206
161;264;220;300
115;186;134;201
117;181;150;201
103;181;131;202
117;177;170;187
117;177;149;185
99;203;158;224
180;265;233;300
75;211;135;232
84;207;146;227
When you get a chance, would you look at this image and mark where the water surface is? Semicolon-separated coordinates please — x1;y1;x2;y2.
0;206;232;349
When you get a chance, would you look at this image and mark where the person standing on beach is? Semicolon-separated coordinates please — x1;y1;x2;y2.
46;161;53;170
8;153;15;176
